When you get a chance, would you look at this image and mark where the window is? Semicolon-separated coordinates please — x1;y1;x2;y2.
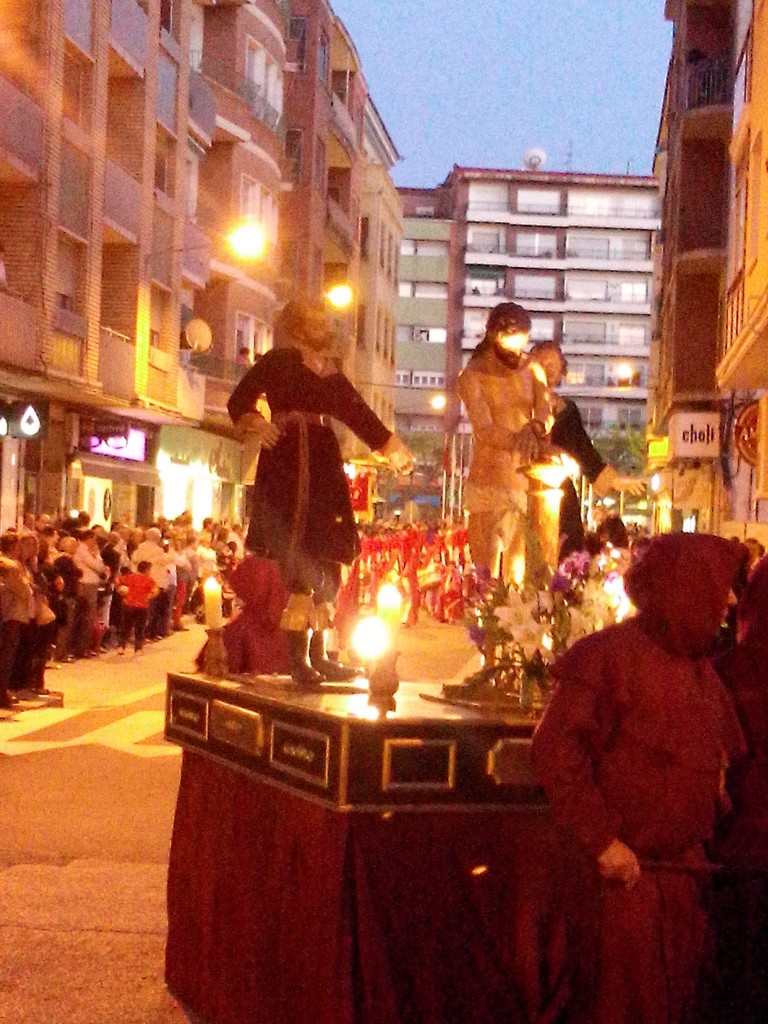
415;206;435;216
514;274;556;299
288;17;308;70
56;236;82;313
467;227;503;253
584;363;606;385
468;276;503;296
530;318;555;341
356;303;366;348
617;406;645;428
412;372;445;387
235;313;255;359
318;31;329;87
156;52;177;132
398;282;412;298
425;327;447;343
616;324;647;346
567;234;610;259
415;240;449;257
160;0;175;35
577;405;605;432
749;132;762;263
400;239;415;256
285;128;303;181
396;326;412;344
185;151;199;219
414;282;448;299
314;137;326;191
359;217;369;260
566;277;608;301
241;176;262;224
517;189;560;214
246;39;267;92
154;128;175;195
395;370;411;386
563;319;607;343
150;286;168;348
618;281;647;303
63;50;89;129
468;182;508;211
516;233;557;257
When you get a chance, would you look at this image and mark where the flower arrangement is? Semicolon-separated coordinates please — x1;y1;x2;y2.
460;548;634;712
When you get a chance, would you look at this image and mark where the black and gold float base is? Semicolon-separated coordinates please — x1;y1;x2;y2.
165;672;544;812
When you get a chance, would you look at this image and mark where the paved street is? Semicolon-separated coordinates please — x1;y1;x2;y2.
0;616;478;1024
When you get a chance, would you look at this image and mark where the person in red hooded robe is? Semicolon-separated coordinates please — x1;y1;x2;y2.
531;533;746;1024
219;555;291;676
704;554;768;1024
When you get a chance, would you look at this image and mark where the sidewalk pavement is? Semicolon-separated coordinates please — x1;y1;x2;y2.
0;616;478;1024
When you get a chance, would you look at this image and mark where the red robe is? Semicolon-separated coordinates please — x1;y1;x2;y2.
221;556;291;675
532;534;745;1024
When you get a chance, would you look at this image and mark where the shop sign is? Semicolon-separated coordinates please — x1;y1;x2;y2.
669;411;721;459
0;400;49;440
87;427;148;463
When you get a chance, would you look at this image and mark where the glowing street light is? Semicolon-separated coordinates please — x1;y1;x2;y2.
430;393;447;411
615;362;636;387
325;283;354;309
226;221;267;260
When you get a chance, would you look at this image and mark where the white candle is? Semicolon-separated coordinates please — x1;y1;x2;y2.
203;576;224;629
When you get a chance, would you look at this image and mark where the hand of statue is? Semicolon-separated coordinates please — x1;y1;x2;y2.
378;434;415;475
614;476;646;496
511;422;545;463
233;413;281;450
597;839;641;888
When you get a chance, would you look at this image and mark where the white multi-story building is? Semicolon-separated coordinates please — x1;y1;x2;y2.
445;167;660;436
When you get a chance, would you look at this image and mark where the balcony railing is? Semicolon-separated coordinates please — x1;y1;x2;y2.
330;91;359;150
0;73;43;178
567;202;659;220
104;159;141;241
110;0;148;73
725;272;745;355
685;54;732;111
0;290;39;370
326;195;355;251
188;52;285;142
190;352;249;384
182;219;211;287
189;69;216;140
566;246;650;261
99;327;135;400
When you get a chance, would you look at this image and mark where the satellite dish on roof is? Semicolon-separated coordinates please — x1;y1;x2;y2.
523;147;547;171
184;318;213;353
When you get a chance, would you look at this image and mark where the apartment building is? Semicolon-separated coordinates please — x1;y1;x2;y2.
280;0;367;381
445;167;659;440
0;0;279;530
714;0;768;543
649;0;735;535
395;185;453;437
354;98;401;445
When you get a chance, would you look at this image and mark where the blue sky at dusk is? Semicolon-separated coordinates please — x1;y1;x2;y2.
330;0;673;186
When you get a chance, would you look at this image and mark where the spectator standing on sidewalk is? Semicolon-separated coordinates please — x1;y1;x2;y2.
116;561;159;654
72;530;109;658
131;527;172;640
0;532;34;708
48;535;80;662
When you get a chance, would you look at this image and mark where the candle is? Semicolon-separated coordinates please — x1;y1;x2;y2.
376;583;403;638
203;576;224;629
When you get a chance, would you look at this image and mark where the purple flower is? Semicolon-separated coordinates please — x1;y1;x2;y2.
550;570;572;593
468;623;486;651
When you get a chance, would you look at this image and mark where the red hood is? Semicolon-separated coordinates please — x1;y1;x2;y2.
625;533;742;658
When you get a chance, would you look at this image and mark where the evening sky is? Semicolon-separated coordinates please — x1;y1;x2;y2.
329;1;673;186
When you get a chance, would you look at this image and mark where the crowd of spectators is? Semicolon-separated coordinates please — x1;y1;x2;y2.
0;510;245;709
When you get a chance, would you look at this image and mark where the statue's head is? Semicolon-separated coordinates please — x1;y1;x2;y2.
483;302;531;369
274;294;333;353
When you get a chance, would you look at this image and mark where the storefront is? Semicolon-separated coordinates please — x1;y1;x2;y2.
156;426;245;528
69;424;159;528
0;398;50;532
647;410;721;534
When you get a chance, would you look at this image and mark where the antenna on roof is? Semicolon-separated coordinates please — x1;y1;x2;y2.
565;140;573;172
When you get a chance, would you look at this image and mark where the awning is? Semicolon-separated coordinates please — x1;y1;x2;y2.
75;453;160;488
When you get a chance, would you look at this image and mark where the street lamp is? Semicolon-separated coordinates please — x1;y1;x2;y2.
615;362;636;387
430;393;447;411
325;283;354;309
226;221;267;260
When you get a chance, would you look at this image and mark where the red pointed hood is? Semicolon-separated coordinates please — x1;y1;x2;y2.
625;533;742;658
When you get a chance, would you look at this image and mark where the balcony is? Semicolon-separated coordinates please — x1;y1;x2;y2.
104;160;141;242
109;0;148;76
330;92;358;153
326;195;355;254
685;54;731;111
177;356;206;420
0;290;39;370
237;79;284;141
190;352;248;385
0;74;43;181
99;327;135;400
189;70;216;142
181;219;211;287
